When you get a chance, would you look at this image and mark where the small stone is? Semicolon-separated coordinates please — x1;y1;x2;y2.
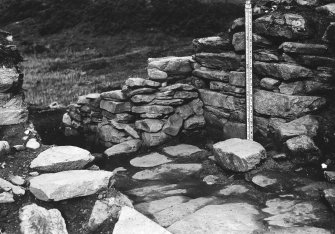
162;113;183;136
260;78;281;90
0;192;14;203
130;152;172;168
101;90;127;101
142;131;171;147
148;56;192;75
125;77;161;88
193;36;231;53
316;4;335;17
112;167;127;174
132;105;174;115
0;178;25;196
13;145;25;151
218;184;249;195
148;68;168;80
324;171;335;183
8;175;25;186
135;119;165;133
62;113;72;126
0;141;10;156
229;71;246;87
100;100;131;114
184;115;206;130
213;138;266;172
203;175;219;185
232;32;272;52
29;172;39;176
104;139;142;157
252;175;277;188
162;144;208;158
19;204;68;234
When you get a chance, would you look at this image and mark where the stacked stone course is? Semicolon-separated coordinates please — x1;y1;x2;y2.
0;30;27;127
64;0;335;160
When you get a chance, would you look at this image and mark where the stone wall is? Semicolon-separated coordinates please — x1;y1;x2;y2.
0;30;27;133
63;0;335;155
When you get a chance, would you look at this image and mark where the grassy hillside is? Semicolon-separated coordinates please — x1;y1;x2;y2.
0;0;243;106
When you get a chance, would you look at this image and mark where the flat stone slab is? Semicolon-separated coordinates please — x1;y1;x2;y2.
132;163;202;181
162;144;208;158
130;152;172;168
20;204;68;234
168;203;263;234
153;197;218;227
213;138;266;172
113;206;171;234
29;170;113;201
262;198;328;227
30;146;94;172
218;184;249;196
135;196;191;215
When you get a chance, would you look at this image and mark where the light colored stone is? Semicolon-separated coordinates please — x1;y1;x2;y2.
252;175;277;188
260;78;281;90
26;138;40;150
130;152;172;168
135;119;164;133
213;138;266;172
113;206;171;234
125;77;161;88
194;52;241;70
30;146;94;172
19;204;68;234
162;144;207;158
193;36;231;53
0;192;14;203
100;100;131;113
98;123;127;143
0;141;10;157
153;197;218;227
168;203;263;234
104;139;142;157
0;178;25;195
232;32;272;52
29;170;113;201
254;90;326;119
101;90;127;101
132;163;202;181
323;188;335;212
184;115;206;130
324;171;335;183
148;56;192;75
135;196;191;215
148;68;168;80
88;191;133;231
162;114;183;136
218;184;249;195
265;226;331;234
0;67;19;92
142;131;171;147
8;175;25;186
285;135;321;164
203;175;219;185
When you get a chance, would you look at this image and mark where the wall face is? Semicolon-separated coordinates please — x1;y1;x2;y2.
63;0;335;152
0;31;27;126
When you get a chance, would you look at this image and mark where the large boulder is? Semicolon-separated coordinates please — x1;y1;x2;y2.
29;170;113;201
30;146;94;172
19;204;68;234
213;138;266;172
254;12;312;39
254;90;326;119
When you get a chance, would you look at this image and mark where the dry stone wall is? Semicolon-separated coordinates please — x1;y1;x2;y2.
0;30;27;127
64;0;335;155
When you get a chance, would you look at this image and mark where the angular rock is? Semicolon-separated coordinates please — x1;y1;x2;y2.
252;175;277;188
148;56;192;75
254;50;280;62
100;100;131;114
0;192;14;203
8;175;25;186
125;87;156;97
168;203;263;234
274;115;319;142
135;196;191;215
184;115;206;130
192;68;229;82
131;94;156;103
153;197;218;228
175;104;194;120
104;139;142;157
260;78;281;90
232;32;272;52
30;146;94;172
323;188;335;212
285;135;321;164
20;204;68;234
98;124;127;143
316;3;335;17
135;119;164;133
148;68;168;80
0;141;10;157
213;138;266;172
193;52;241;70
193;36;232;53
125;77;161;88
218;184;249;195
88;190;133;231
101;90;127;101
0;67;19;92
130;152;172;168
162;113;183;136
254;12;312;39
279;42;328;55
254;62;313;81
229;71;246;87
142;131;171;147
132;163;202;181
162;144;208;158
254;90;326;119
0;94;28;125
113;206;171;234
29;170;113;201
324;171;335;183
